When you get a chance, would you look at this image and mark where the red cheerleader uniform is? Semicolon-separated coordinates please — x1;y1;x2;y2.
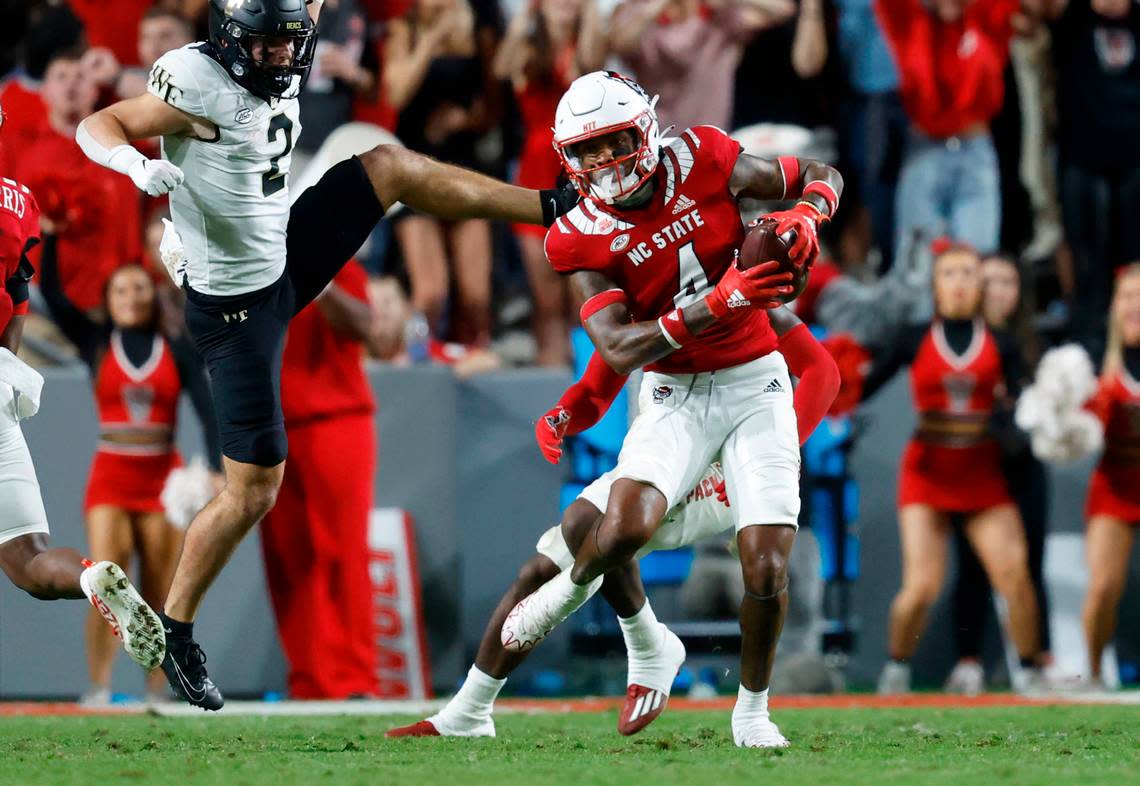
513;70;569;239
1085;369;1140;523
864;319;1020;513
84;331;182;513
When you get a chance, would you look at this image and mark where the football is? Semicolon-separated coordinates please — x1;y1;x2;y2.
739;218;809;303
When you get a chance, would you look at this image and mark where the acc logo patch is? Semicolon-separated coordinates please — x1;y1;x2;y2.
235;107;254;124
610;234;630;253
652;385;673;404
596;215;615;234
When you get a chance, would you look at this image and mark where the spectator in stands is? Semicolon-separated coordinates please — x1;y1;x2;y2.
37;243;219;707
81;7;195;101
1049;0;1140;364
610;0;795;133
945;252;1052;695
17;48;141;315
493;0;606;367
298;0;380;157
67;0;154;68
261;260;383;699
370;275;501;376
383;0;494;344
876;0;1020;266
795;0;906;270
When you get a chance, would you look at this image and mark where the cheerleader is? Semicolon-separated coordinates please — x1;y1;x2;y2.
1082;263;1140;686
862;241;1043;693
40;238;219;704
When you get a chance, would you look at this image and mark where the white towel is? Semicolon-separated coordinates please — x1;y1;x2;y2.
0;348;44;420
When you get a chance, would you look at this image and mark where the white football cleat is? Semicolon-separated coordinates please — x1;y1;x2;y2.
733;718;790;749
877;661;912;695
501;569;602;652
943;659;985;696
80;560;165;672
619;626;686;735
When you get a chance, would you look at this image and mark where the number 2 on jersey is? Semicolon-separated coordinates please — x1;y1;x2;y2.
673;242;711;308
262;114;294;197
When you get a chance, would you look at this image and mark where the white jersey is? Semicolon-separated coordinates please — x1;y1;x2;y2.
148;44;301;296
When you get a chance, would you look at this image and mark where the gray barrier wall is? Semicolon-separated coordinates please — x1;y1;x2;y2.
1;365;1137;698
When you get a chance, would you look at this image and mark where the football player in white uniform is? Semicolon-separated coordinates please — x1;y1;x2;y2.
77;0;577;709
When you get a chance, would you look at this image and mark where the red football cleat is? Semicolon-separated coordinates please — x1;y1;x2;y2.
386;720;441;738
617;684;669;736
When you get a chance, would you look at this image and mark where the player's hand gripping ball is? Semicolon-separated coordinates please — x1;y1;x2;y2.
738;218;811;303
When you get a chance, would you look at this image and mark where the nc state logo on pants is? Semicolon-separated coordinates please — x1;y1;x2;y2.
652;385;673;404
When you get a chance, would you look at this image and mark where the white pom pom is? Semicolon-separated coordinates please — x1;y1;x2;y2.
160;456;216;530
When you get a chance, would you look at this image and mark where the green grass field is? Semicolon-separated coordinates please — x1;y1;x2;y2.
2;706;1136;786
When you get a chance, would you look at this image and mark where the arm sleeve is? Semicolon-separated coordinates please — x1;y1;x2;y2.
558;352;630;435
779;323;841;445
147;48;212;120
860;323;924;401
37;234;105;369
170;335;223;471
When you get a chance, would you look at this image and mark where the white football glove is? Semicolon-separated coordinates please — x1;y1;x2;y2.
127;158;185;196
158;218;186;285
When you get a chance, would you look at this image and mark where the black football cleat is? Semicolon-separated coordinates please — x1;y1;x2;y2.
161;628;224;711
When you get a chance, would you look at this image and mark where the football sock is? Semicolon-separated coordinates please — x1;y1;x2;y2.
619;601;664;655
732;685;771;728
160;613;193;639
434;666;505;729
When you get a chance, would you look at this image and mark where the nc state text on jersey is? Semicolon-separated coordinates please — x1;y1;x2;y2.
625;208;705;266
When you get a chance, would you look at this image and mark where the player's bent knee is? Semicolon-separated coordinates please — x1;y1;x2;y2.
740;549;789;597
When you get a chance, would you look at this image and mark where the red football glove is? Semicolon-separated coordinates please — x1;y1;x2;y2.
535;405;572;464
715;478;730;506
765;203;823;268
704;260;793;319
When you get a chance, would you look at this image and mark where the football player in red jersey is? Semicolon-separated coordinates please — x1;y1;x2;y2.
387;305;839;739
498;72;842;748
0;99;165;674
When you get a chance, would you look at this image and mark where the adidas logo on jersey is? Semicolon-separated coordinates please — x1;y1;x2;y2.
763;378;784;393
672;194;696;215
726;289;750;309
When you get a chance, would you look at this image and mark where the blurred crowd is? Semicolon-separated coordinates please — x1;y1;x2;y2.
1;0;1135;370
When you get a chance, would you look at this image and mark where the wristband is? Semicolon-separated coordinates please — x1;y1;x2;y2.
803;180;839;217
580;288;627;322
76;119;146;176
777;156;801;200
658;307;694;349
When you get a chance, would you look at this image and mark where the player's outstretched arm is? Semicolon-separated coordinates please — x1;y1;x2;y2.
362;145;568;227
76;94;212;196
572;265;792;376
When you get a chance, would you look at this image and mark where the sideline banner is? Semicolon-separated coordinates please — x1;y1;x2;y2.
369;508;432;698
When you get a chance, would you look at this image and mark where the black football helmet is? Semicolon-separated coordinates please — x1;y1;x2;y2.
208;0;317;100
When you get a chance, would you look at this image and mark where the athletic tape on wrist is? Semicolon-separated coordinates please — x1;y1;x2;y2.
579;288;628;323
658;307;693;349
803;180;838;217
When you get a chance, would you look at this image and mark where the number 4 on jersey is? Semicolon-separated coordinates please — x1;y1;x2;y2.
674;242;711;308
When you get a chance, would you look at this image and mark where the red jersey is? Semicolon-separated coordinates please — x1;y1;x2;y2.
0;176;40;333
545;125;777;374
17;125;141;310
68;0;152;67
94;331;182;450
876;0;1017;138
909;320;1002;415
0;79;48;158
1088;371;1140;471
281;261;376;423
